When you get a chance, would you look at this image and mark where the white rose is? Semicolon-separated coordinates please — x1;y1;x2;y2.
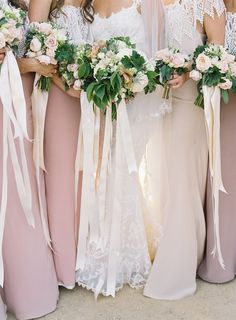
97;52;105;59
1;28;12;43
0;10;4;20
38;22;52;35
146;59;156;72
116;40;128;50
37;55;51;65
0;33;6;49
73;80;82;90
155;48;169;61
196;53;212;72
26;51;37;58
131;73;149;93
215;60;229;73
73;71;79;79
67;64;78;72
169;53;186;68
230;62;236;77
30;37;42;52
190;70;202;81
117;48;133;59
46;47;56;58
218;78;232;90
222;52;235;64
52;29;67;42
45;34;57;49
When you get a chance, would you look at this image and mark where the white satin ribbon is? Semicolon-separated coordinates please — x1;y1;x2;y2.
31;73;51;247
203;85;226;269
0;51;34;286
76;94;138;298
76;92;99;270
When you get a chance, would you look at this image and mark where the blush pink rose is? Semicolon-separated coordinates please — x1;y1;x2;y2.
45;35;57;49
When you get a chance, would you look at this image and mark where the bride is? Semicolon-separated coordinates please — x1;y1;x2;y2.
76;0;167;298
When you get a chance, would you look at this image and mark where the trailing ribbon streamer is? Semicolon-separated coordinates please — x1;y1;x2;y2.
76;97;138;298
203;85;226;269
0;51;34;286
76;92;99;270
105;100;138;297
31;73;51;247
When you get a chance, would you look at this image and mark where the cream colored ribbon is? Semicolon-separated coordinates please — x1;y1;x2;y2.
203;85;226;269
31;73;51;247
76;92;99;270
105;100;138;297
76;97;138;299
0;51;34;286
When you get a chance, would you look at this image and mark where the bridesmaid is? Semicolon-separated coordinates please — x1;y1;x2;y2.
0;0;59;319
144;0;225;300
198;0;236;283
29;0;92;289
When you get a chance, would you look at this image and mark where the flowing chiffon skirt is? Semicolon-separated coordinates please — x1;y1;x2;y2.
198;93;236;283
144;81;208;300
44;84;81;288
0;73;58;320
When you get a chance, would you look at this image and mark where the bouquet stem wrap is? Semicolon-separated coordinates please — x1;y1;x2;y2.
203;85;226;269
0;51;34;286
76;93;138;298
31;73;51;247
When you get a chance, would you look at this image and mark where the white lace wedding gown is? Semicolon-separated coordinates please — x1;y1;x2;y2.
76;0;166;297
144;0;225;300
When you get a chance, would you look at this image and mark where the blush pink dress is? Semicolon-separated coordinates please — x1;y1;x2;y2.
44;6;89;288
0;3;59;317
0;72;59;319
198;11;236;284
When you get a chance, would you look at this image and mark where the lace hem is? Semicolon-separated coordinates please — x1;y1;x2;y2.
77;280;145;297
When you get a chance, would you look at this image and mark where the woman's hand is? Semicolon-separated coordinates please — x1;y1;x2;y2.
17;58;57;76
0;48;6;65
34;60;57;77
52;73;80;98
67;88;81;99
168;72;189;89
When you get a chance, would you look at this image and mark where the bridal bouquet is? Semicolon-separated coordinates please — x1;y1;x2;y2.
190;44;236;107
25;21;67;91
153;48;190;99
60;37;157;120
0;5;26;51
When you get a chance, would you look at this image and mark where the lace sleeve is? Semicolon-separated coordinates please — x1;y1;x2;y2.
195;0;226;25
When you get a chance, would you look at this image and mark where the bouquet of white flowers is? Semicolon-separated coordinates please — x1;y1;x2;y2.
0;4;26;51
62;37;157;120
190;44;236;107
153;48;191;99
25;21;67;91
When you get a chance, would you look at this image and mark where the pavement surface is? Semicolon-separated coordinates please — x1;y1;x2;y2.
7;279;236;320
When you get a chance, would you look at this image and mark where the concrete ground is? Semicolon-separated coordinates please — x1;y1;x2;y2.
7;279;236;320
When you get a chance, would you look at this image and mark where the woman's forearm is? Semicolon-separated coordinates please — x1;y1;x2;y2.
17;58;37;74
29;0;52;22
204;13;226;45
